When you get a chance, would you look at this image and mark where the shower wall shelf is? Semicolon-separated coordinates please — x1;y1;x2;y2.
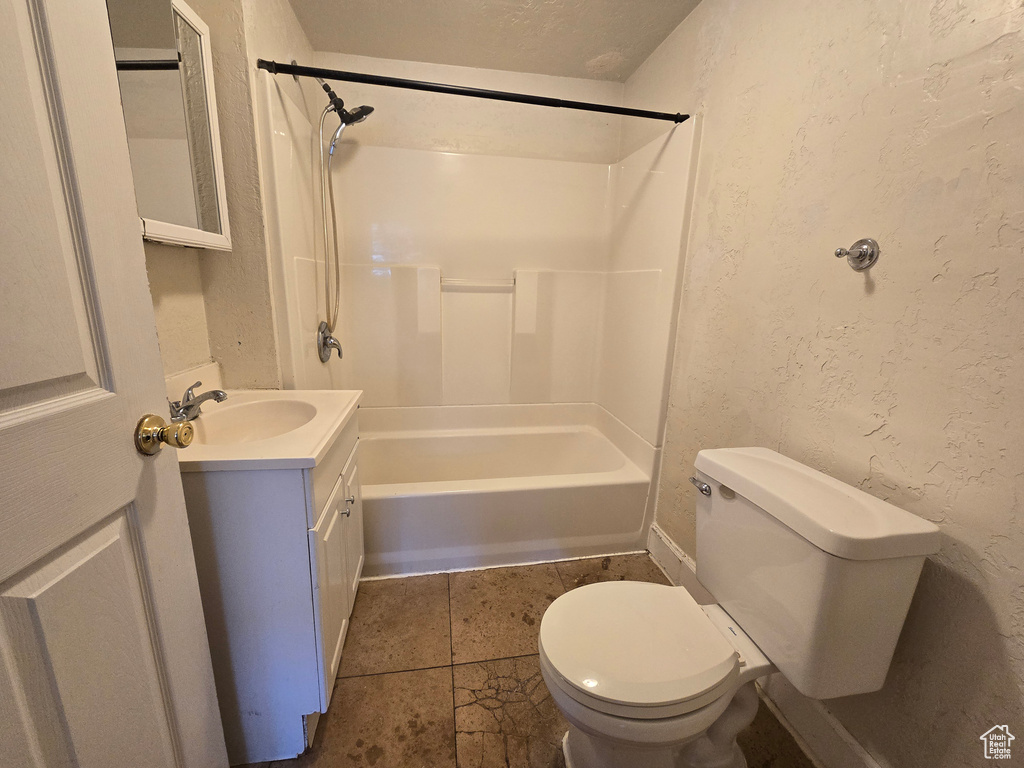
257;59;690;124
440;277;515;293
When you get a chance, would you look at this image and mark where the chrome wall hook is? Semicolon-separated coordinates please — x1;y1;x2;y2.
835;238;880;271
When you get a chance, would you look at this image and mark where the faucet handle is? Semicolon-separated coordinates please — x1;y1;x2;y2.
183;380;202;401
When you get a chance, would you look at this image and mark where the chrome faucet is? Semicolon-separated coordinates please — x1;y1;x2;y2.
169;381;228;421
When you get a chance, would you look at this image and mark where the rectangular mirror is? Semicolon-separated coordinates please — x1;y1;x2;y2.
106;0;232;251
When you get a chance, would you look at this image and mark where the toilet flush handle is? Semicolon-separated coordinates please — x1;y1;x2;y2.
689;476;712;496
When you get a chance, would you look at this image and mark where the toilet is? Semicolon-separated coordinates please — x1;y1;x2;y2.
539;447;941;768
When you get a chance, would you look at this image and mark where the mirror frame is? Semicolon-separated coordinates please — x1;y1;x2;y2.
141;0;232;251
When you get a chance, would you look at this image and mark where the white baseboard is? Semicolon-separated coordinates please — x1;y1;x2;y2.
647;522;689;582
647;523;714;603
646;523;880;768
760;676;884;768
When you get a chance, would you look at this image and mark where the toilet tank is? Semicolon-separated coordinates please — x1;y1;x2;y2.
693;447;940;699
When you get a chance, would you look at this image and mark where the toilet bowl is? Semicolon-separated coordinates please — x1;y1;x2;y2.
538;580;772;768
538;447;941;768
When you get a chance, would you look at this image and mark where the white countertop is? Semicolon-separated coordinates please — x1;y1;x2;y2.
177;389;362;472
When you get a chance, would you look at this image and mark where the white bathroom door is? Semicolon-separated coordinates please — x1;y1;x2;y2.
0;1;227;767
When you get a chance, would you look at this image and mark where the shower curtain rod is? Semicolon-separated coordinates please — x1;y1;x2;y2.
257;59;689;124
116;59;180;71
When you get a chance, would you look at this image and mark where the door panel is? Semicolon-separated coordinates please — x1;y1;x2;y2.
310;480;349;711
0;512;177;768
322;504;349;684
0;0;131;582
342;456;365;610
0;0;227;765
0;0;104;406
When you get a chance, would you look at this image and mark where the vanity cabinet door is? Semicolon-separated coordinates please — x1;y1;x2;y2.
341;450;365;614
309;479;350;711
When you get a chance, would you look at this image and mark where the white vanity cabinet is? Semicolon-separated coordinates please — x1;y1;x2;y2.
180;403;364;765
308;435;364;711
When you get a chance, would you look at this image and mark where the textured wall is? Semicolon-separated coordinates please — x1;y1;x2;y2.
187;0;281;389
143;243;212;376
130;0;284;387
241;0;321;119
637;0;1024;765
241;0;323;393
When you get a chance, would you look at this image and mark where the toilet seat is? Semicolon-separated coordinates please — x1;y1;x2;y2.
539;582;740;719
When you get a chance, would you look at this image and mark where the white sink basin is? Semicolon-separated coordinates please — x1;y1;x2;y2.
192;399;317;446
177;389;362;472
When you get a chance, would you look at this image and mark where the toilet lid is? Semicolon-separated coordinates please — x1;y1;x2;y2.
539;582;738;711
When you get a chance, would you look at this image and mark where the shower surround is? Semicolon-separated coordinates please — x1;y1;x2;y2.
255;51;698;575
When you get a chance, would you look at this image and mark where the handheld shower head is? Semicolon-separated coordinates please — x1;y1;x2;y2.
339;105;374;125
327;105;374;154
314;82;373;366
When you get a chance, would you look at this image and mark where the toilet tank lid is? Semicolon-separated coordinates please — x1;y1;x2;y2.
694;448;940;560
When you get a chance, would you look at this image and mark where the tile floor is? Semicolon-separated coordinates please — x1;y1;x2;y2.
255;554;816;768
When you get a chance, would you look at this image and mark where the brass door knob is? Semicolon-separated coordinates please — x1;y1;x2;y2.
135;414;194;455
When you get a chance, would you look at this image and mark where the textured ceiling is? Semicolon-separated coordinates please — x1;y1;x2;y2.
287;0;701;82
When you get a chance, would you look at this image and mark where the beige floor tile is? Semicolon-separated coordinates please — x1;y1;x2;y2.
339;573;451;677
554;553;671;591
269;667;456;768
260;556;815;768
738;701;818;768
449;564;564;664
454;655;566;768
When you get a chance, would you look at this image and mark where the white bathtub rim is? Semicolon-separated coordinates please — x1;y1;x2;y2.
358;401;598;431
358;402;655;474
360;422;650;496
359;548;651;581
362;462;649;500
358;402;657;579
359;423;612;441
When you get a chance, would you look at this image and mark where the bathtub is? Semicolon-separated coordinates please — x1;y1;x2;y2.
358;404;654;577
